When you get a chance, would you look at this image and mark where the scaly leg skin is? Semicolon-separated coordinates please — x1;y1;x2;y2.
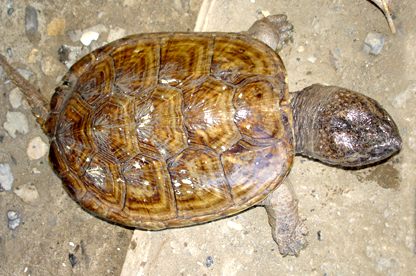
261;181;308;256
247;14;294;51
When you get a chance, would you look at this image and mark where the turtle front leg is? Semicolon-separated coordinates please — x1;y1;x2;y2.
247;14;293;51
260;181;308;256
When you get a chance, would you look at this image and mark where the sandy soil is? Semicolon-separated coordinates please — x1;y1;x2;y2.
1;0;415;275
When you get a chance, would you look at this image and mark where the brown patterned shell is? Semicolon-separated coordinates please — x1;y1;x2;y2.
47;33;294;229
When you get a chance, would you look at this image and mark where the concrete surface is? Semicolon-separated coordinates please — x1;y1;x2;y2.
1;0;415;275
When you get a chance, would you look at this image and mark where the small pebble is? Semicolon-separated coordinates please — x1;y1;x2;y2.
376;257;399;273
68;253;78;267
107;27;127;42
41;56;61;76
392;82;416;108
80;25;107;46
227;220;243;231
28;48;40;64
67;29;83;42
6;47;13;58
363;32;385;55
58;45;71;63
16;68;33;80
173;0;185;11
25;5;40;43
408;129;416;152
3;111;29;138
297;45;305;53
205;256;214;268
7;210;21;230
58;45;86;68
47;17;66;36
330;48;342;71
317;230;322;241
0;163;14;191
261;10;271;17
27;136;48;160
32;167;41;174
9;88;23;109
123;0;136;7
80;31;100;46
14;183;39;203
7;7;14;16
307;55;317;63
7;0;14;16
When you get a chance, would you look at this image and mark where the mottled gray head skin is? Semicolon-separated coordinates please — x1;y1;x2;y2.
292;84;402;167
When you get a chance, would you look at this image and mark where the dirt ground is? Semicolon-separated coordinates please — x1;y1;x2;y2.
0;0;415;275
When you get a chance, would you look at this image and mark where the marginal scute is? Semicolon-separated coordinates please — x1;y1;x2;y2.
82;153;125;207
110;38;159;95
160;34;212;86
69;52;96;77
59;171;87;202
168;146;232;217
49;141;69;177
74;54;115;106
221;140;292;206
211;34;284;84
56;95;95;174
122;154;176;221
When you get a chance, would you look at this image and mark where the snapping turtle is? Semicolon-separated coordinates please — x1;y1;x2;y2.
0;14;401;256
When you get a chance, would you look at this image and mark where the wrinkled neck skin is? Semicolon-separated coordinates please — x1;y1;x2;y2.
291;84;402;168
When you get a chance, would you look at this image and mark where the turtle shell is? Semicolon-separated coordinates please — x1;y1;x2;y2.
47;33;294;229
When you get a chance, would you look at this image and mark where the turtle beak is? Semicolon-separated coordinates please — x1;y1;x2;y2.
359;109;402;167
369;128;402;161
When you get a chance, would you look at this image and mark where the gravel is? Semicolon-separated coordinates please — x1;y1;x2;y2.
363;32;385;55
7;210;21;230
25;5;40;43
0;163;14;191
3;111;29;138
26;136;49;160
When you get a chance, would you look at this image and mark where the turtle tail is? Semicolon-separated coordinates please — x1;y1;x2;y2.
0;53;49;133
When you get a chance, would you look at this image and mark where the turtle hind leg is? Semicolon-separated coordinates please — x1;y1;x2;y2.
0;53;49;131
261;181;308;256
247;14;294;52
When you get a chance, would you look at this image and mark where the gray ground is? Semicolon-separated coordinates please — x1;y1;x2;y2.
0;0;415;275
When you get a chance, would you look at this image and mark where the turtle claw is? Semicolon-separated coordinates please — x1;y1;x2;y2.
247;14;294;51
274;220;308;256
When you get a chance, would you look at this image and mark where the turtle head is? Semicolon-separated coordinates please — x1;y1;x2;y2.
292;84;402;167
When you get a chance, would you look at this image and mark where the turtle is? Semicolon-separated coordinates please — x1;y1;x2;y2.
0;14;401;256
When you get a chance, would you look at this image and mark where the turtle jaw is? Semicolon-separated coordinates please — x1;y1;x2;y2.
334;134;402;168
363;131;402;166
